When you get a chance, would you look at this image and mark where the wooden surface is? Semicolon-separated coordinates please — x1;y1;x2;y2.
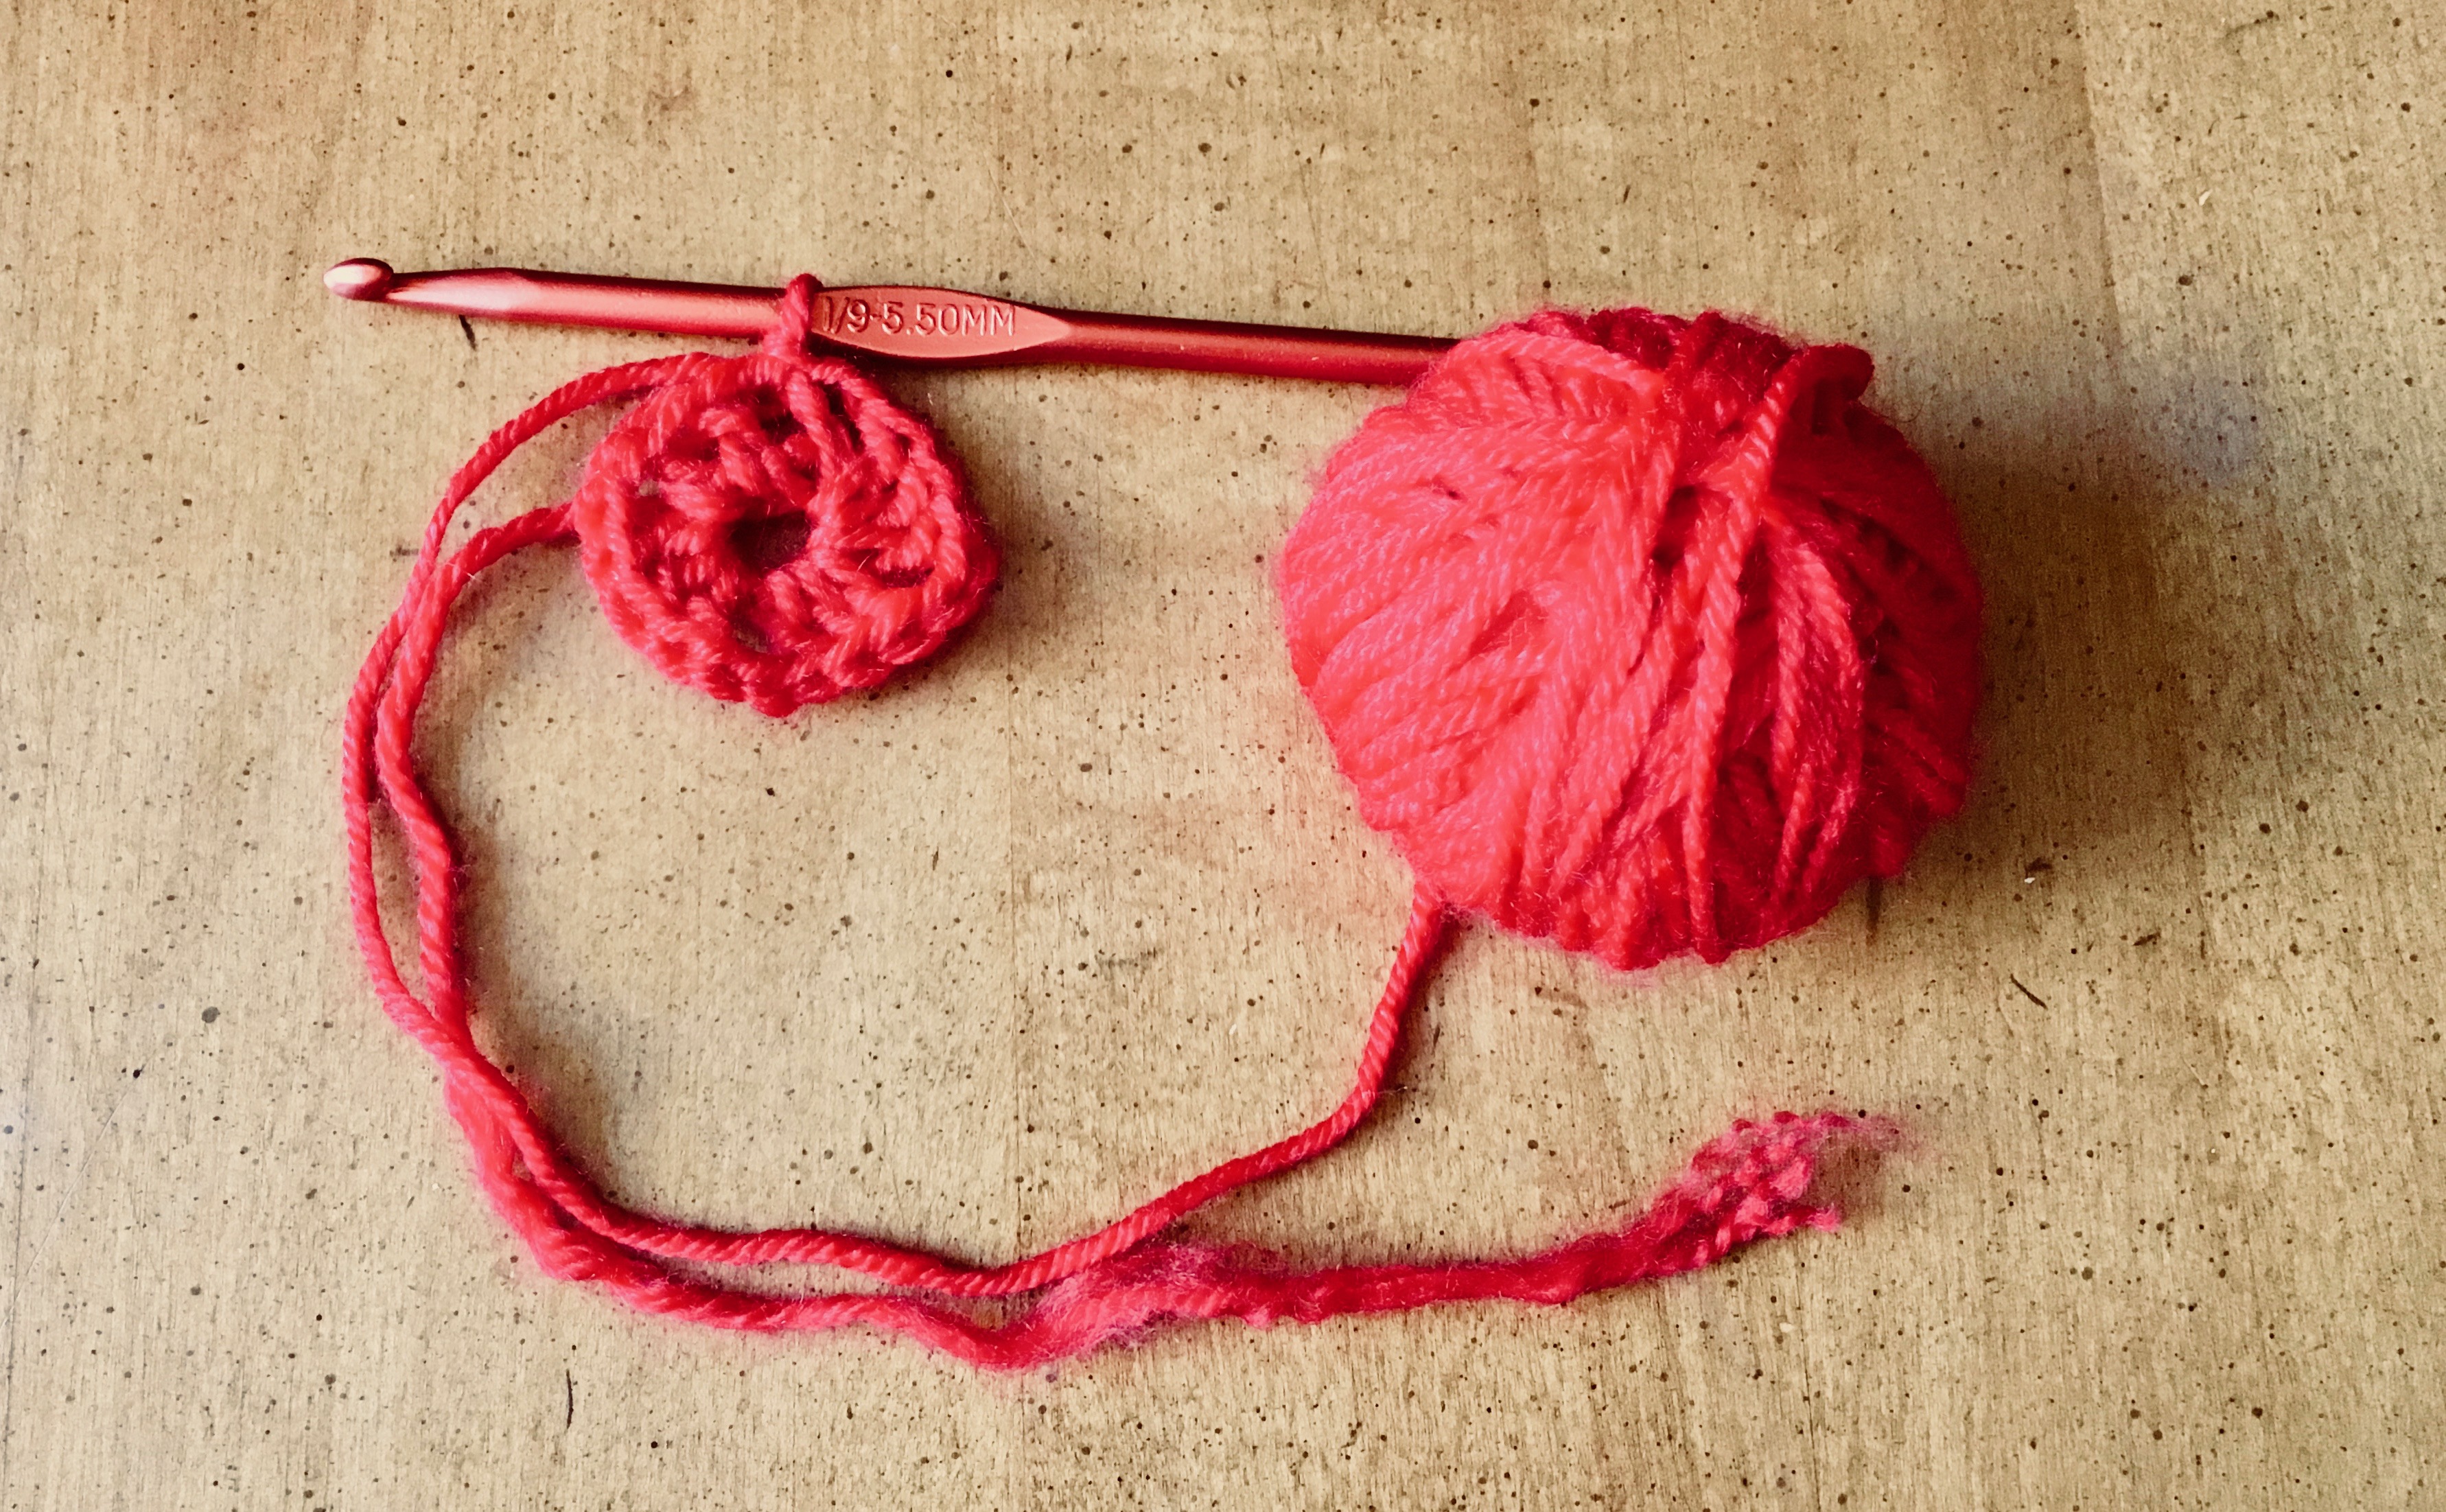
1;1;2439;1506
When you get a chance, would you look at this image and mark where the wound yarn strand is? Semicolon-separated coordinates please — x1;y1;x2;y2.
342;277;1959;1366
1278;308;1979;970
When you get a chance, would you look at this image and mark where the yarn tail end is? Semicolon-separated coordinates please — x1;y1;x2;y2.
497;1110;1902;1373
960;1108;1903;1369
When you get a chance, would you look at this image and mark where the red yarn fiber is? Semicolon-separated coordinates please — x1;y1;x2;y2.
343;283;1937;1368
1279;308;1981;971
574;287;998;716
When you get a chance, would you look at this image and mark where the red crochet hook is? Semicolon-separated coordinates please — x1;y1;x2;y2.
325;258;1453;386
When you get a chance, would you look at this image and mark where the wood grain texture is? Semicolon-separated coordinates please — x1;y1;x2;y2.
0;0;2438;1505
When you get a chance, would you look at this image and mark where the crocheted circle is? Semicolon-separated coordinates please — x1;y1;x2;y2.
1277;307;1983;972
569;307;997;717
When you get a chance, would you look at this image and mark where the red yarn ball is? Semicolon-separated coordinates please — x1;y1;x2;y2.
570;281;998;717
1278;308;1981;971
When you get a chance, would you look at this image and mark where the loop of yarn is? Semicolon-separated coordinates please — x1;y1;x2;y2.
343;288;1939;1369
1277;307;1981;973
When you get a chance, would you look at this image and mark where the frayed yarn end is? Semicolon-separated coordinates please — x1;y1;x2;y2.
911;1108;1896;1371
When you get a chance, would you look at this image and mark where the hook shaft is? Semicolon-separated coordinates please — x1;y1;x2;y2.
325;259;1450;386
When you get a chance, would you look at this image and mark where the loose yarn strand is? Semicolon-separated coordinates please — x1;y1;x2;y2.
342;282;1931;1366
340;383;1452;1293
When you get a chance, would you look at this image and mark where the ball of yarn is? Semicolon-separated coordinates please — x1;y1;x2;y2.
1277;307;1981;971
570;278;998;717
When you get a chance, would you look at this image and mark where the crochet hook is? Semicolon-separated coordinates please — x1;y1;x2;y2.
324;258;1453;386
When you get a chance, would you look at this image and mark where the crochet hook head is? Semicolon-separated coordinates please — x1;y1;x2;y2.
325;258;1450;386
